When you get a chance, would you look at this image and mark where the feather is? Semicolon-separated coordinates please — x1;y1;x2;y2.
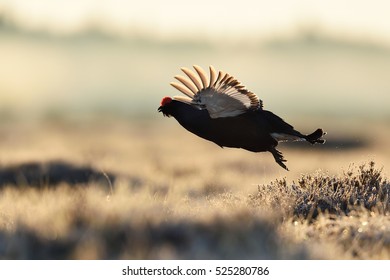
172;95;194;105
174;75;197;95
170;65;263;118
209;66;216;87
193;65;208;89
181;67;202;91
225;76;234;86
170;82;194;98
271;133;304;142
219;73;229;85
214;71;224;87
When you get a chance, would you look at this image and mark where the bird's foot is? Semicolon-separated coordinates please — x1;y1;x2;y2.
270;148;289;171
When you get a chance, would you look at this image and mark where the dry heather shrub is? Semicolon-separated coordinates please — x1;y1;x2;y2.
250;161;390;219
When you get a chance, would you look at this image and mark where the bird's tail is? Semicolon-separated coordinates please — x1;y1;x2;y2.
305;128;326;144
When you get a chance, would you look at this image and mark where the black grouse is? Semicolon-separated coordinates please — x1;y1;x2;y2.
158;65;325;170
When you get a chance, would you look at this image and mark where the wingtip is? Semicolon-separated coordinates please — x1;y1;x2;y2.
170;82;194;98
193;65;208;88
208;65;216;87
180;66;202;91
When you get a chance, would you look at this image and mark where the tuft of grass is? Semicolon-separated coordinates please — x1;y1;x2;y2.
249;161;390;259
250;161;390;220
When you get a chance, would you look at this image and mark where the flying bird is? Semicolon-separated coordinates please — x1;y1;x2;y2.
158;65;325;170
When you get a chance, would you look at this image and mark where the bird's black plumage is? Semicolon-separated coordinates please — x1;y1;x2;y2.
158;65;325;170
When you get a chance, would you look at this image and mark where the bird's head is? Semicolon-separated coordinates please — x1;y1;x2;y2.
157;96;173;117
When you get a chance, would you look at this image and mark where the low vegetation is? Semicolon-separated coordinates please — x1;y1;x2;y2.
0;161;388;259
251;161;389;219
251;161;390;259
0;120;389;259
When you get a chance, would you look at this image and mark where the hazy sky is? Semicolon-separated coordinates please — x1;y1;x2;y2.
2;0;390;42
1;0;390;117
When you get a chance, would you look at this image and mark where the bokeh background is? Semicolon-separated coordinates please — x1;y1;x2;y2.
1;0;390;178
1;0;389;175
0;0;390;260
1;0;389;120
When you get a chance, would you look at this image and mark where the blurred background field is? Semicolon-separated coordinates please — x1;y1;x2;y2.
0;0;389;259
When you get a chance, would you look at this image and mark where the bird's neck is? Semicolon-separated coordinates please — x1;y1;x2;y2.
170;101;210;127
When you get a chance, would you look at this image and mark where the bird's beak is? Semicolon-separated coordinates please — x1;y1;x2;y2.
157;106;171;117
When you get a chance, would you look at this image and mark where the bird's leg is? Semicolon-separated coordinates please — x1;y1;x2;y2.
270;147;289;171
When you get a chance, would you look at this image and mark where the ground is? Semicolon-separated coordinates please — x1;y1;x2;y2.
0;117;389;259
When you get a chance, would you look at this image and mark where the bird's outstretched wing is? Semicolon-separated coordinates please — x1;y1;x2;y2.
170;65;263;118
